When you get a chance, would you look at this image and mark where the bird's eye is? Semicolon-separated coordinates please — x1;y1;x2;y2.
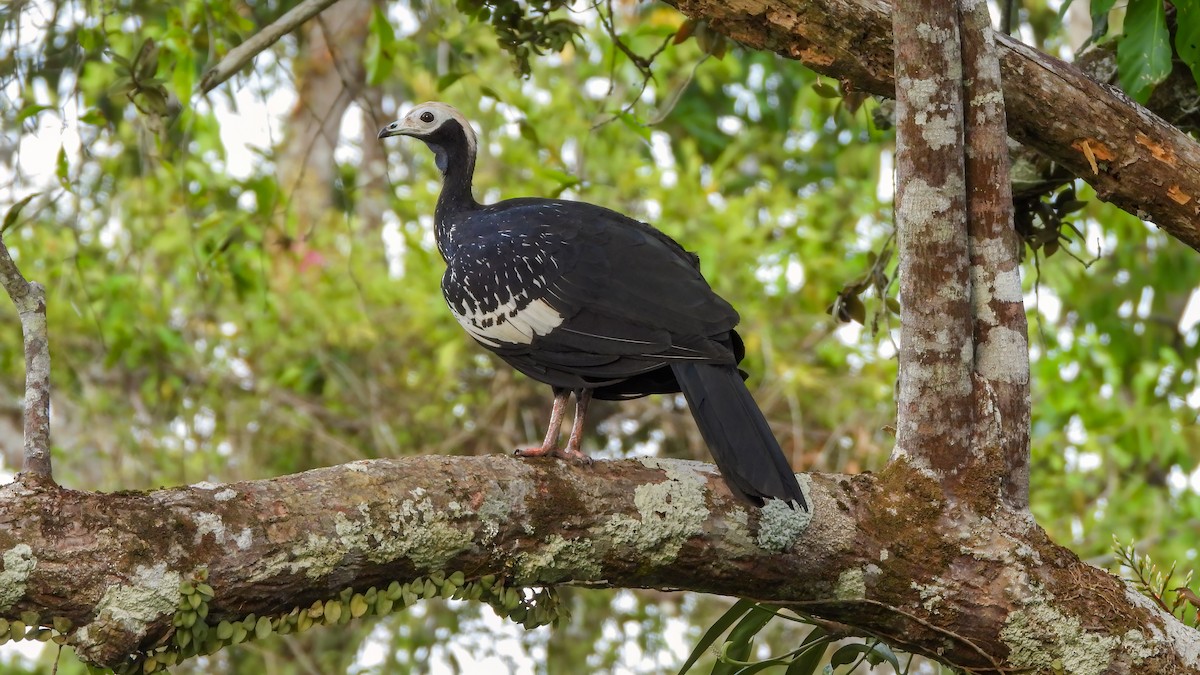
420;111;435;123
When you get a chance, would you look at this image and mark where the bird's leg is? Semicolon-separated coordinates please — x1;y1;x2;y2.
559;388;593;463
515;388;570;458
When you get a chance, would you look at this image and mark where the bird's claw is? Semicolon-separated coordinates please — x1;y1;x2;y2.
514;445;593;465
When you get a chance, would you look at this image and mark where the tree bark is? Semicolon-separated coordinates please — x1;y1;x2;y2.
959;0;1030;510
0;456;1195;672
891;0;974;490
276;0;373;242
0;239;52;482
663;0;1200;253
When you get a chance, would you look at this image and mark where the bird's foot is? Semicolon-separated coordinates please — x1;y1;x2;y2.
514;444;593;465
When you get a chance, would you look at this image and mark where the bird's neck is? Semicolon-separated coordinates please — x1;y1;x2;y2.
431;142;479;234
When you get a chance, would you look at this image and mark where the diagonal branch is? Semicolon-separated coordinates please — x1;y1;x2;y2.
0;236;52;482
664;0;1200;253
197;0;345;95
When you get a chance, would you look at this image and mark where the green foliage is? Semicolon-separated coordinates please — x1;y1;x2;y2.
101;571;562;673
1113;537;1200;627
1177;0;1200;89
677;601;903;675
1082;0;1200;100
1117;0;1172;103
453;0;580;76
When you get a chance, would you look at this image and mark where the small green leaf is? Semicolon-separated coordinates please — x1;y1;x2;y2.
56;146;69;186
1;193;38;236
438;72;466;91
17;103;52;124
678;599;756;674
785;628;830;674
133;38;159;81
865;641;901;669
254;615;272;640
712;605;776;674
812;82;839;99
518;119;540;145
1118;0;1172;103
349;593;369;618
615;112;652;143
1091;0;1118;18
829;642;875;669
323;600;342;624
375;596;394;614
1176;0;1200;90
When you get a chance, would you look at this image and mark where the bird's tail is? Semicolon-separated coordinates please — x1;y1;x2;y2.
671;362;807;510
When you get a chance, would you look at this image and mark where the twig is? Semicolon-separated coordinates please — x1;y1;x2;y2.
0;236;53;483
197;0;344;94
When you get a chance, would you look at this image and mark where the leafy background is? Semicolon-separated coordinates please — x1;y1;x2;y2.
1;0;1199;672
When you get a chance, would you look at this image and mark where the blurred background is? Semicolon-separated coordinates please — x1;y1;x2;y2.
1;0;1199;672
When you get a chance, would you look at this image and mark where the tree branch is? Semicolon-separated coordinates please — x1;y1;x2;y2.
891;0;973;481
197;0;345;95
959;0;1029;510
0;456;1196;672
0;236;52;482
663;0;1200;253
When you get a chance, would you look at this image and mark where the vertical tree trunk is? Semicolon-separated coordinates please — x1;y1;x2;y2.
891;0;974;487
960;0;1030;511
275;0;374;244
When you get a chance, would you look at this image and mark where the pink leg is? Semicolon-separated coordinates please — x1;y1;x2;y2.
515;389;569;458
559;389;593;463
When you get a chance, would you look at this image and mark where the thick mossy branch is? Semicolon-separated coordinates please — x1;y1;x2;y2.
0;455;1196;671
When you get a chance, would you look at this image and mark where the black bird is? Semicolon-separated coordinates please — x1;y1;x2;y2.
379;102;806;509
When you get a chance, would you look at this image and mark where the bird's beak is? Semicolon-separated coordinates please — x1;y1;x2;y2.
378;120;410;139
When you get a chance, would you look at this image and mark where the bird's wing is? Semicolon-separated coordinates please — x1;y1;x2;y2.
443;199;738;366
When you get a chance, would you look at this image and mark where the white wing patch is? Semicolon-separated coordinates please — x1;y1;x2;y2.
452;296;564;347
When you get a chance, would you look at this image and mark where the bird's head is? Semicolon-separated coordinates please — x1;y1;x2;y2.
378;102;477;175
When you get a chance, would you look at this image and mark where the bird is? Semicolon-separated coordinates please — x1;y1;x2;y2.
378;102;806;510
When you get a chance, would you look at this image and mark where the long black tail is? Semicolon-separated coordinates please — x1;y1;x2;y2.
671;363;807;510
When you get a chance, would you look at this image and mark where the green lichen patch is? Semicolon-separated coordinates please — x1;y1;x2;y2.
835;568;866;601
1000;590;1124;675
756;478;813;552
73;563;184;668
912;579;950;613
0;544;35;611
382;492;475;570
478;491;514;542
514;534;601;583
601;459;709;566
94;563;183;634
259;491;474;581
